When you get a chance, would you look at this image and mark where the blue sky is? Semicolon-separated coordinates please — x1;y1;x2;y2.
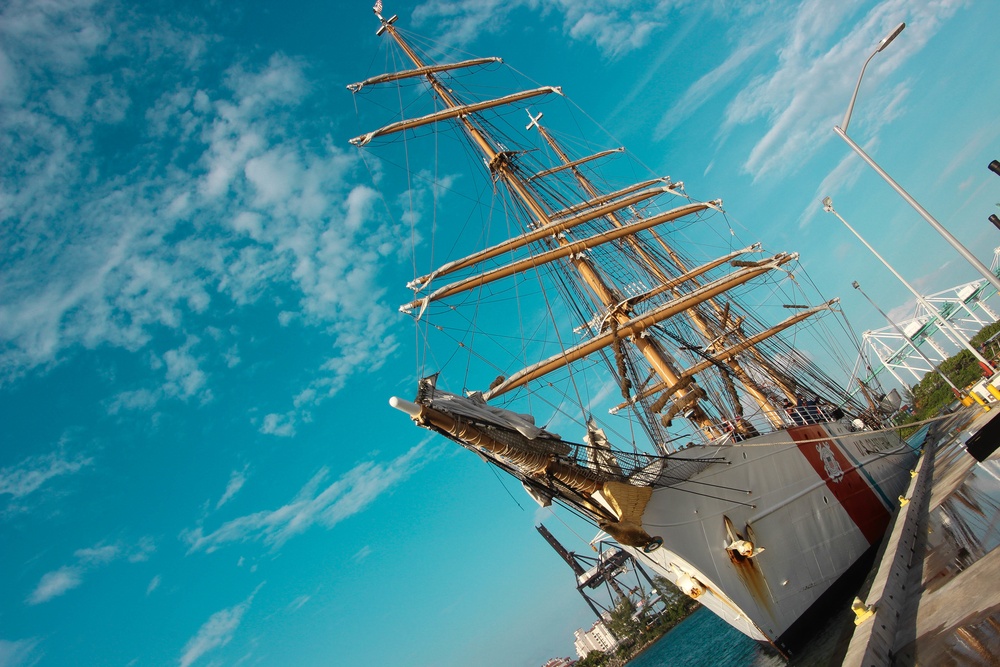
2;1;999;666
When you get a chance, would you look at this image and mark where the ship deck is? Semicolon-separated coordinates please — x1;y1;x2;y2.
842;405;1000;666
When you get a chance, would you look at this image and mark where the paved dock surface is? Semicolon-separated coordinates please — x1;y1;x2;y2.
843;408;1000;667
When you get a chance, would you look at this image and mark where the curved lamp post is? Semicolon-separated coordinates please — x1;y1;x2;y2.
822;196;994;371
834;22;1000;294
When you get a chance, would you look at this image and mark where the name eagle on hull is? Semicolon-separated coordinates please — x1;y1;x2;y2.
351;6;917;655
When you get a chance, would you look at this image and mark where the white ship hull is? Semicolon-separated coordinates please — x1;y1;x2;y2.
620;422;916;652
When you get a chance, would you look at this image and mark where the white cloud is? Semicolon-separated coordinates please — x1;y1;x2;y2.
412;0;675;58
654;39;770;140
259;413;296;438
162;338;210;401
0;450;92;499
795;141;879;229
716;0;963;181
107;388;162;414
146;575;161;596
407;0;962;190
27;566;82;605
0;637;40;667
351;545;372;564
183;444;433;554
74;544;120;566
216;467;248;509
126;536;157;563
27;537;155;604
178;586;261;667
412;0;539;49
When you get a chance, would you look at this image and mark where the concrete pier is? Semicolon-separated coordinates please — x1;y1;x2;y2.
842;408;1000;666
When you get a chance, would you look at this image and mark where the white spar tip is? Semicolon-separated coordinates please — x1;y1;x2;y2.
389;396;422;418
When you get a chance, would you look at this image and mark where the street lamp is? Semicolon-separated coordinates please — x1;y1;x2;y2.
852;280;961;397
833;23;1000;294
821;196;994;371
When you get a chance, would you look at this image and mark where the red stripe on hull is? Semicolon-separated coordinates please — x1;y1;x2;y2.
788;425;890;545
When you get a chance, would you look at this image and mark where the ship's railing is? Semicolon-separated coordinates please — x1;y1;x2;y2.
781;402;836;427
705;402;844;446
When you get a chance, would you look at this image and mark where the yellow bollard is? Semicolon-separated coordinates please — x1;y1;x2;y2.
969;391;991;411
852;597;875;625
961;395;975;407
988;384;1000;402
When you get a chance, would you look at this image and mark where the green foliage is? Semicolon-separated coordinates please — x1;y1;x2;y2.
907;321;1000;422
575;650;608;667
606;596;641;641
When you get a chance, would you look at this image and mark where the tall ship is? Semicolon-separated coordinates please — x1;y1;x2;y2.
350;7;918;656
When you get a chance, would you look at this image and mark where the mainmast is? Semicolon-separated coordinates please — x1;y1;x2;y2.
525;114;791;434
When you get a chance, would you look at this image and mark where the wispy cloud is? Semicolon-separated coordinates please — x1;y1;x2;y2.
0;450;92;500
654;39;770;140
74;545;120;566
716;0;963;182
286;594;310;612
216;466;249;509
182;444;434;554
412;0;672;57
27;567;82;605
408;0;963;189
0;637;41;667
146;575;161;596
26;537;156;605
178;585;262;667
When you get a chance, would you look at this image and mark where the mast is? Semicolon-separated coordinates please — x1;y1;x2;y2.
526;115;785;433
362;11;727;438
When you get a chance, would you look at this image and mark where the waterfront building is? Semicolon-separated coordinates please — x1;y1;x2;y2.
573;618;619;658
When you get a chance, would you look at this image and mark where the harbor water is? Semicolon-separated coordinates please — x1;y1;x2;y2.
629;604;858;667
627;607;779;667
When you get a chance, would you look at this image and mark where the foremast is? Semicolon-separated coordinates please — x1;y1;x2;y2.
357;10;731;438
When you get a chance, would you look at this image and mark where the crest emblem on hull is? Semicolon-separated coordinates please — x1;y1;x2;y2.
816;442;844;483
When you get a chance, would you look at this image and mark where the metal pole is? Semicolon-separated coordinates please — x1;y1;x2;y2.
823;198;994;370
853;281;962;396
833;126;1000;294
